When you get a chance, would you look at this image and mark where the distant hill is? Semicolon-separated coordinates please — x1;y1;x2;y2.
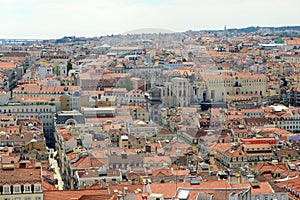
199;26;300;33
122;28;175;35
228;26;300;33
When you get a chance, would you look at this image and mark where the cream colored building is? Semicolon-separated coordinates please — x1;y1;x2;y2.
197;69;267;103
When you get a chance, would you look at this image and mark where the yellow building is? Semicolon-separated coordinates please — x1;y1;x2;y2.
60;95;71;111
60;76;75;86
96;95;116;107
128;106;149;122
119;135;129;148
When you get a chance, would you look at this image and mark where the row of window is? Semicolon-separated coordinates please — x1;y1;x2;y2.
282;125;300;130
4;197;41;200
2;184;41;194
0;108;53;113
280;121;300;124
15;90;65;94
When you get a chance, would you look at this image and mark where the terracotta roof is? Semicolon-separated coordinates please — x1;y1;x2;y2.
57;127;74;142
44;189;112;200
0;61;15;69
225;145;246;157
13;84;80;93
232;181;273;195
285;38;300;45
209;142;232;152
42;180;58;191
252;162;289;174
71;154;106;169
243;143;271;149
0;168;42;184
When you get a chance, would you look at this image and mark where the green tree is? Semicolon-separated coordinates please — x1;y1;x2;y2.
274;37;284;44
117;76;133;91
279;101;288;107
55;65;60;76
67;61;73;74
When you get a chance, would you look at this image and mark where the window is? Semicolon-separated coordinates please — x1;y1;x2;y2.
14;185;21;193
3;185;10;194
25;198;31;200
24;184;31;193
35;197;42;200
34;184;41;192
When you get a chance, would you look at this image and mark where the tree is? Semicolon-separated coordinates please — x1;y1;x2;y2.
55;66;60;76
67;61;72;74
117;76;133;91
274;37;284;44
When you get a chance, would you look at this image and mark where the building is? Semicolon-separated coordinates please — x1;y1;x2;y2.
0;168;43;200
124;89;147;107
0;61;18;91
216;143;275;170
289;87;300;107
197;70;267;104
0;90;10;106
76;73;130;91
74;168;122;189
56;110;85;126
146;77;194;108
107;151;144;169
233;180;288;200
55;126;78;189
12;84;80;98
0;99;56;147
284;38;300;51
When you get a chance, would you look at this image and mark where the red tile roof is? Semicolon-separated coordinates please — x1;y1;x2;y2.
44;189;113;200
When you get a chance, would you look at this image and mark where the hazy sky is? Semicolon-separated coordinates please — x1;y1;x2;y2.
1;0;299;39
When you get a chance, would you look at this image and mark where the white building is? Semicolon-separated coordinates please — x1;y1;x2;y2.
0;90;10;106
0;101;56;145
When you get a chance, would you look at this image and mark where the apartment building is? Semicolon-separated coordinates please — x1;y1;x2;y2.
289;87;300;107
216;143;275;170
0;61;18;91
197;70;267;104
284;38;300;51
265;105;300;133
0;168;43;200
12;84;80;98
0;99;56;146
55;126;77;189
124;89;147;107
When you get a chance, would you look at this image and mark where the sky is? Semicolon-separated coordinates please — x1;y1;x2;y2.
1;0;299;39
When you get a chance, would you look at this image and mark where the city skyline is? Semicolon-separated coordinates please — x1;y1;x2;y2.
1;0;300;39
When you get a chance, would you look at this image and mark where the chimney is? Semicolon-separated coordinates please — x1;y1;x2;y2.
121;151;127;159
124;187;128;194
142;194;148;200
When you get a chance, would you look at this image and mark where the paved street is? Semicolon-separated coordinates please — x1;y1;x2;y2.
49;151;64;190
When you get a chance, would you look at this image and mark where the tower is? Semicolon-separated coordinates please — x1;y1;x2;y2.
224;25;228;38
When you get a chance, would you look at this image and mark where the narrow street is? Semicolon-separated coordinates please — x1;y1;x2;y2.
49;151;64;190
